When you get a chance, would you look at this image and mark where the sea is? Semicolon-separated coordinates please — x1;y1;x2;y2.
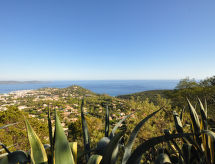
0;80;179;97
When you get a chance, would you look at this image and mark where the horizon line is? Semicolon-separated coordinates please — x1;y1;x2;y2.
0;79;195;81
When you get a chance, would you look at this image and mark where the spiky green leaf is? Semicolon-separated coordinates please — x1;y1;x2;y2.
105;105;109;137
81;99;91;162
87;155;102;164
0;143;11;154
173;111;183;134
202;130;215;163
126;133;194;164
187;99;201;145
54;111;75;164
70;142;78;164
101;130;125;164
122;107;164;164
154;153;171;164
0;153;8;160
187;99;200;134
0;151;29;164
182;143;192;164
198;98;208;130
47;106;54;164
180;107;185;122
25;119;48;164
109;112;134;139
95;137;110;155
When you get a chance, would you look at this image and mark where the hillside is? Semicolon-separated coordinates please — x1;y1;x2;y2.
0;85;174;154
1;84;215;163
117;86;215;122
117;90;168;101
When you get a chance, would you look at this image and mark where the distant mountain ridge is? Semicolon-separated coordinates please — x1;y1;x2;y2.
0;81;50;84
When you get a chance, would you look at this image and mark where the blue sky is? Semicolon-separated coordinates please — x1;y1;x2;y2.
0;0;214;80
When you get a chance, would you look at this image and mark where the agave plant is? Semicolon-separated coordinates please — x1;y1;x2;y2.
163;98;215;164
80;99;171;164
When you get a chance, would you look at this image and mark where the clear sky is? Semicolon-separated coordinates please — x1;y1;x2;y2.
0;0;215;80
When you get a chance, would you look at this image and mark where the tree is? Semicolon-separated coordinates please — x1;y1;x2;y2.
200;76;215;87
175;77;199;89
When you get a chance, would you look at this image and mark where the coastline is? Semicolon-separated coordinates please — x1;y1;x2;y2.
0;80;178;96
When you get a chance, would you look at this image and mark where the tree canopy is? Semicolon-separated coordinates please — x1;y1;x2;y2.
175;77;199;89
200;76;215;87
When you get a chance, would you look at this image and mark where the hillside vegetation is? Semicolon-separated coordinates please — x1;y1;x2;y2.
0;86;173;153
1;77;215;163
117;76;215;122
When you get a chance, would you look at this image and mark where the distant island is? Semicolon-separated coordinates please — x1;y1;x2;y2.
0;81;51;84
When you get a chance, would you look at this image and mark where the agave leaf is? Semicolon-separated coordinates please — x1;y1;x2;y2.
0;155;8;164
122;107;164;164
198;98;207;120
0;143;11;154
111;144;119;164
187;99;200;134
95;137;110;155
169;122;199;152
180;107;185;121
202;133;211;163
183;143;200;164
8;151;29;164
163;130;177;154
0;151;29;164
202;130;215;163
81;99;91;162
70;142;78;164
77;148;96;161
0;153;8;160
87;155;102;164
198;99;210;162
173;111;183;134
25;119;48;164
101;130;125;164
198;98;208;130
105;105;109;137
43;144;52;162
0;144;16;153
187;99;201;145
0;123;18;129
47;106;54;164
109;112;134;139
208;136;214;164
204;98;207;117
54;110;75;164
164;130;184;161
126;133;194;164
155;153;171;164
182;143;192;164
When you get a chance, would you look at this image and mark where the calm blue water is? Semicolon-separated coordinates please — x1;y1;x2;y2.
0;80;179;96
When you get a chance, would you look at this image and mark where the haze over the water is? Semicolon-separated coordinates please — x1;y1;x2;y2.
0;0;214;80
